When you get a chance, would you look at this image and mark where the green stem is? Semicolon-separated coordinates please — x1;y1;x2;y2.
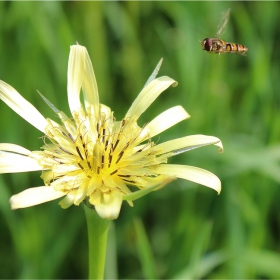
84;205;110;279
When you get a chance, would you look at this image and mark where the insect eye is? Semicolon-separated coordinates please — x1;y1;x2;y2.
204;38;212;51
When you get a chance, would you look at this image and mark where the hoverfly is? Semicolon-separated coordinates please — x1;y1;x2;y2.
201;8;248;55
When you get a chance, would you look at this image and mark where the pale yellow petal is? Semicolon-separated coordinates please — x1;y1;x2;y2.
67;45;99;116
89;189;102;205
10;186;66;209
73;181;88;205
156;164;221;194
156;135;223;156
0;81;48;133
82;46;99;116
95;189;123;220
125;76;177;119
59;191;76;209
0;143;31;155
141;106;190;139
67;45;84;113
0;152;42;173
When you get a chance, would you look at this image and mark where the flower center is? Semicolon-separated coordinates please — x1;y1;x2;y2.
36;107;163;202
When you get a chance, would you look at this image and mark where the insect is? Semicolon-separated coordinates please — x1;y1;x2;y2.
200;8;248;55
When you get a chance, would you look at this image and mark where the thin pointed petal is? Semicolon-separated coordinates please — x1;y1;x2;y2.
143;58;163;87
125;76;177;120
38;91;60;114
0;81;48;133
156;164;221;194
10;186;66;209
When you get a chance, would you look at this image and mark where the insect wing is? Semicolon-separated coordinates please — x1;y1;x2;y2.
215;8;230;38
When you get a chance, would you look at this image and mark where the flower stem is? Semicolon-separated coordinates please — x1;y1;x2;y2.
84;205;110;279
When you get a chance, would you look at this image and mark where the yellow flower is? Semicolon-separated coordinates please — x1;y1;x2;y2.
0;44;223;220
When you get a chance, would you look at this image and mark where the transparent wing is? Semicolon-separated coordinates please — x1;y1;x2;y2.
216;8;230;38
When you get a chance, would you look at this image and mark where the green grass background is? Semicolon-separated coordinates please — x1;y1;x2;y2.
1;1;280;279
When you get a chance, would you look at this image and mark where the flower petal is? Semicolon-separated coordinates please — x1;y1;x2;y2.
156;164;221;194
67;46;83;113
82;47;99;114
58;191;76;209
95;189;123;220
10;186;66;209
0;152;42;173
67;45;99;117
142;106;190;138
0;143;32;155
125;76;177;120
0;81;48;133
156;135;223;156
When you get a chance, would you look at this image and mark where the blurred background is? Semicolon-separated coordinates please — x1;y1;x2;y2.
0;1;280;279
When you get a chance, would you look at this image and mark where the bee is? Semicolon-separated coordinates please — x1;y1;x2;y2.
201;8;248;55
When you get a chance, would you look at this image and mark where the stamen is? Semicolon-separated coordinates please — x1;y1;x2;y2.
68;133;75;142
76;146;84;160
87;160;92;169
62;131;68;138
116;150;124;164
122;179;136;184
102;128;106;143
121;119;126;127
78;162;84;170
101;154;105;168
105;138;109;150
110;170;118;175
59;146;74;155
108;153;113;168
52;157;63;164
113;139;120;151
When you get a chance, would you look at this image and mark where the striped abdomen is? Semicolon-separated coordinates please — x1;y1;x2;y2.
224;42;248;55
